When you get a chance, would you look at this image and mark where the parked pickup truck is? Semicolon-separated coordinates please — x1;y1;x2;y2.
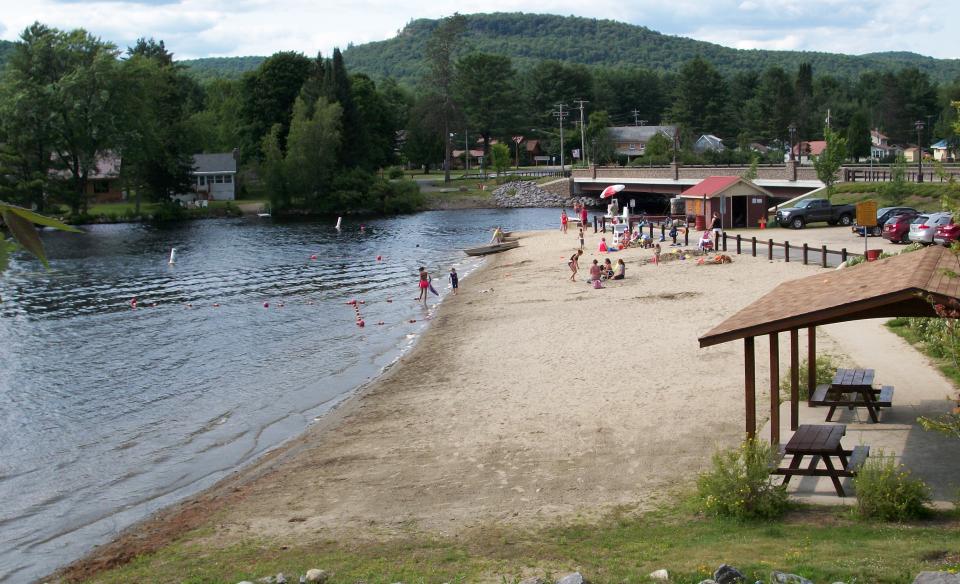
775;199;856;229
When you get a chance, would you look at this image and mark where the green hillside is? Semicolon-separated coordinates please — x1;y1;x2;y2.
178;55;266;81
0;39;14;65
340;13;960;84
2;13;958;84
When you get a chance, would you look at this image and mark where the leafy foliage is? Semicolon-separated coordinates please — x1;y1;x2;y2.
696;438;790;520
853;452;931;521
814;126;848;200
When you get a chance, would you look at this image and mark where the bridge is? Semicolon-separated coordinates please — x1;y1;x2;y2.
570;162;960;204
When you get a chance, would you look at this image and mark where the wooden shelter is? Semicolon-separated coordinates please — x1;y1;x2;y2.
698;245;960;443
680;176;773;229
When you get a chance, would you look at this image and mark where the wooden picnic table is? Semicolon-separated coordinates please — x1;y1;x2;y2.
770;424;870;497
810;368;893;423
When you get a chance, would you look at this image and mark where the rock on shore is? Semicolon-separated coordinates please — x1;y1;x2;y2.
491;180;600;208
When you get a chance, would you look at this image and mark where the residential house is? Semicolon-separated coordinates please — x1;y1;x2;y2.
526;139;548;165
607;125;677;160
680;176;773;229
85;152;125;203
869;129;903;160
786;140;827;165
902;147;928;163
748;143;770;155
693;134;725;153
192;153;237;200
931;139;956;162
451;149;485;169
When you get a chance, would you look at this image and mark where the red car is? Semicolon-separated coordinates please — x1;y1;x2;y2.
882;212;919;243
934;222;960;246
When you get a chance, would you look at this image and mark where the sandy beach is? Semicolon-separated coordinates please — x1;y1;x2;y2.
61;226;959;580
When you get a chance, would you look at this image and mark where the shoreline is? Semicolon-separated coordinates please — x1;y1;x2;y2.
51;246;487;583
53;226;959;582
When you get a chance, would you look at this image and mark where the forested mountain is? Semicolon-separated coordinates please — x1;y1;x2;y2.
0;40;14;64
1;14;957;83
342;13;960;84
179;56;266;81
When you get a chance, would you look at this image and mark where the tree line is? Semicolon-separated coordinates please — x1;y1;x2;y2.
2;19;959;216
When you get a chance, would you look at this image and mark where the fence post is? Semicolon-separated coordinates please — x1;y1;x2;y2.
751;236;757;257
649;222;653;238
684;227;689;246
660;223;665;240
768;239;773;261
821;245;828;268
593;216;597;233
841;248;848;263
802;243;808;265
722;232;727;252
736;234;741;255
784;241;790;263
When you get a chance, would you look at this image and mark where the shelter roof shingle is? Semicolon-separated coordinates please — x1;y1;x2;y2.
699;245;960;347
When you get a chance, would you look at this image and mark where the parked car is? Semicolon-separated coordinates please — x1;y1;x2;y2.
934;222;960;246
908;212;954;244
882;212;920;244
854;206;919;236
776;198;856;229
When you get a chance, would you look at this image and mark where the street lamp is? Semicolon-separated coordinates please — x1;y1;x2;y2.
915;120;925;183
788;123;797;162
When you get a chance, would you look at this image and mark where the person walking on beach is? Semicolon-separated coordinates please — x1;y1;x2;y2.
449;267;459;295
561;210;569;234
417;267;430;304
568;249;583;281
580;205;588;230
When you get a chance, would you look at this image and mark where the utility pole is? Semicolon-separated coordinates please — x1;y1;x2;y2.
553;103;569;170
575;99;588;166
632;108;641;126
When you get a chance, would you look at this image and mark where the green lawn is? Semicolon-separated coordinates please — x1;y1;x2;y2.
81;503;960;584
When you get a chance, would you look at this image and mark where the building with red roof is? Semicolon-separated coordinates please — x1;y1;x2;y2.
680;176;774;229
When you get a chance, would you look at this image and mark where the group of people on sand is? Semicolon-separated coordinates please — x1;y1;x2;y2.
567;251;625;284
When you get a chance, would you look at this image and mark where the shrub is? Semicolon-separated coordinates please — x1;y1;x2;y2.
779;354;842;400
387;166;405;180
697;438;789;520
853;452;931;520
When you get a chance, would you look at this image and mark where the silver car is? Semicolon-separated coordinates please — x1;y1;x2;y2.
908;212;953;244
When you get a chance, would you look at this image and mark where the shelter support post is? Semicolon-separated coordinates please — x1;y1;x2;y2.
745;336;756;438
807;326;816;406
769;333;780;445
790;329;799;431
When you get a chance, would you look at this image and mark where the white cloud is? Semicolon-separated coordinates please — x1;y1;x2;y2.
0;0;956;59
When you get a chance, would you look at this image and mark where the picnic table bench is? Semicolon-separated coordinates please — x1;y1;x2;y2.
770;424;870;497
809;368;895;423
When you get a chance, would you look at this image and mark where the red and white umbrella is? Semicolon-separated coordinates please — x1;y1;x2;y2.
600;184;625;199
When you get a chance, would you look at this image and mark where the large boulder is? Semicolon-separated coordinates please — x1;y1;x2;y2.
913;573;960;584
714;564;746;584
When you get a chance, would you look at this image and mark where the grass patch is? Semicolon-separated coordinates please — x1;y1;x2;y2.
887;318;960;388
80;505;960;584
830;182;954;211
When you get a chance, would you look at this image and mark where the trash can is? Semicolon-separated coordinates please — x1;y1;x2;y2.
695;215;706;231
865;249;883;261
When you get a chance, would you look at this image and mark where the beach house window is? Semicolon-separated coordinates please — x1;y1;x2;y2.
215;175;224;183
224;174;233;183
629;143;636;151
198;176;206;186
93;181;109;193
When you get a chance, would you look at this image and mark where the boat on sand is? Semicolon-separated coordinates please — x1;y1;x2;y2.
463;241;519;256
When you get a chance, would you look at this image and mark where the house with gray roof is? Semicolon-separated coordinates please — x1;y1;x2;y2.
607;125;676;159
191;152;238;200
693;134;725;153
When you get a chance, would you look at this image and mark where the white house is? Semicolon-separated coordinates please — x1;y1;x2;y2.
192;153;237;200
693;134;725;153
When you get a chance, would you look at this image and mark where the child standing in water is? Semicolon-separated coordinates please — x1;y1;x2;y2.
417;267;429;304
449;267;459;295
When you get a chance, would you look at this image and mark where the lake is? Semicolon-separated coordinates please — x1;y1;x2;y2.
0;208;565;583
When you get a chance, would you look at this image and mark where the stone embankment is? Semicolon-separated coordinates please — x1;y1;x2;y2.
491;180;601;208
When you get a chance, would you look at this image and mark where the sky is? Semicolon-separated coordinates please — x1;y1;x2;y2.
0;0;957;61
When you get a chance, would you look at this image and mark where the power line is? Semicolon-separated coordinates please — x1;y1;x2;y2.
552;103;569;169
574;99;589;165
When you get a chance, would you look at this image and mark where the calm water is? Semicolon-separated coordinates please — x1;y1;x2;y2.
0;209;563;583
